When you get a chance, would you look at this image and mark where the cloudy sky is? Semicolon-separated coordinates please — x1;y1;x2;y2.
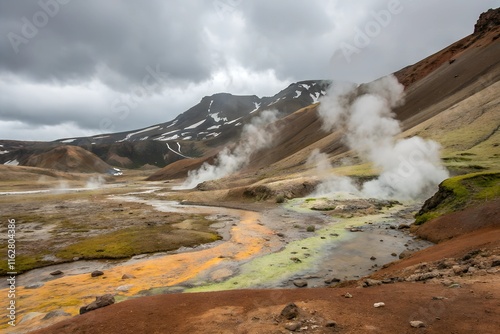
0;0;497;141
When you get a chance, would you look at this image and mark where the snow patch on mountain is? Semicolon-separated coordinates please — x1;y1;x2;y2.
118;125;160;142
207;100;214;113
310;92;321;103
210;112;228;122
226;117;242;125
250;102;261;113
4;159;19;166
185;119;206;130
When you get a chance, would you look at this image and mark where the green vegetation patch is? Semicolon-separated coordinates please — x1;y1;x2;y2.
56;220;220;260
415;171;500;225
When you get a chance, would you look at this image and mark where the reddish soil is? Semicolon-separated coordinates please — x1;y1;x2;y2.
31;278;499;334
31;198;500;334
415;199;500;244
372;198;500;279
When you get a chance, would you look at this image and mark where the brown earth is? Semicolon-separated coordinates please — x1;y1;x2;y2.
31;277;499;334
414;199;500;243
30;197;500;334
25;145;113;173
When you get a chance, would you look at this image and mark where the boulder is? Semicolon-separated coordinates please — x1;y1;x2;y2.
280;303;299;320
79;294;115;315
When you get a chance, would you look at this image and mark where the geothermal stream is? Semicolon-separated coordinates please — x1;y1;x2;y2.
2;190;431;333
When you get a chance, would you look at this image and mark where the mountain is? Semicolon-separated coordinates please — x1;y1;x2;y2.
0;80;329;170
148;9;500;182
1;8;499;177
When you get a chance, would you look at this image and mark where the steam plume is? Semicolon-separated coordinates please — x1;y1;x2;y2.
315;75;449;200
176;110;279;189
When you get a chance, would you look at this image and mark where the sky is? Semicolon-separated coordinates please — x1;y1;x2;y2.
0;0;498;141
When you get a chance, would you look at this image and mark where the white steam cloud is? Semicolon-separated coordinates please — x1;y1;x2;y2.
85;175;106;189
176;110;279;189
315;75;449;200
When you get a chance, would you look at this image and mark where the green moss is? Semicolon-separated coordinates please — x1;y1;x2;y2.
415;171;500;225
0;254;53;275
306;225;316;232
414;212;441;226
56;223;220;260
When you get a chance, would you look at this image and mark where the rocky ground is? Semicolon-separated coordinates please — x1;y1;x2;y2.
18;186;500;334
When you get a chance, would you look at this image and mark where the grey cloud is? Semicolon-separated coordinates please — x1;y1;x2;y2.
1;0;213;90
0;0;498;141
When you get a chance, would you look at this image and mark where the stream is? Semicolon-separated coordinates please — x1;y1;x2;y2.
1;191;432;333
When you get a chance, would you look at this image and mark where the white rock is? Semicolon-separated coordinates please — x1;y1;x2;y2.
116;284;133;292
410;320;425;328
373;302;385;308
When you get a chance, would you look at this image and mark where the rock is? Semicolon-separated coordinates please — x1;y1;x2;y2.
391;253;397;257
73;257;80;261
91;270;104;277
432;296;446;300
491;259;500;267
43;310;71;320
25;283;44;289
370;256;377;261
467;266;477;273
325;320;337;328
284;321;302;331
290;257;302;263
350;227;363;232
410;321;425;328
280;303;299;320
122;273;136;280
293;279;308;288
79;294;115;315
344;292;353;298
277;232;285;237
373;302;385;308
398;224;410;229
324;277;341;284
399;250;414;259
452;265;466;275
116;285;133;292
449;283;461;289
364;279;382;287
50;270;63;276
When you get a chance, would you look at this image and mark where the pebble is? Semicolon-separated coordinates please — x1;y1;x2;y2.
293;279;308;288
91;270;104;277
116;285;133;292
410;320;425;328
325;320;337;327
122;273;136;279
284;322;302;331
50;270;63;276
344;292;353;298
25;283;44;289
373;302;385;308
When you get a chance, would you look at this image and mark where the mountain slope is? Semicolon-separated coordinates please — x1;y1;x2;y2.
148;7;500;184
